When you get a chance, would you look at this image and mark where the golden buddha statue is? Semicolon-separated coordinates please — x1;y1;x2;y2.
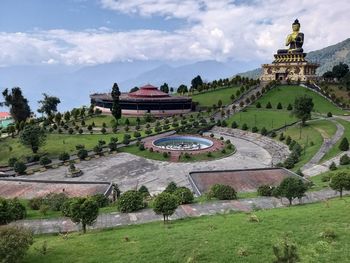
278;19;304;54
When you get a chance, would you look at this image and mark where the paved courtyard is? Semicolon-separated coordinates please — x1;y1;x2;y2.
16;131;287;194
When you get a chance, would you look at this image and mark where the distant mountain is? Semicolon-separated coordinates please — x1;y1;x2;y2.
236;38;350;79
0;59;258;111
306;38;350;74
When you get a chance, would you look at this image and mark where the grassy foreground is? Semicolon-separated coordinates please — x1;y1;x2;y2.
24;197;350;263
191;86;239;107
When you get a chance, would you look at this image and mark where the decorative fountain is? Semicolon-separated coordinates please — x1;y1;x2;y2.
152;136;213;151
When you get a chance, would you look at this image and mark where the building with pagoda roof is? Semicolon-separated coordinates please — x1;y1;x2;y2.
90;84;192;117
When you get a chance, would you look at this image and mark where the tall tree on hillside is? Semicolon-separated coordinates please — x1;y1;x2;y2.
37;93;61;116
111;83;122;124
160;83;169;93
1;87;31;122
19;124;46;153
177;84;188;94
191;75;203;91
332;62;349;80
292;95;314;126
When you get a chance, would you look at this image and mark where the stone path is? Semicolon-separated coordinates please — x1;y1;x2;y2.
16;131;275;194
12;189;347;235
302;120;344;170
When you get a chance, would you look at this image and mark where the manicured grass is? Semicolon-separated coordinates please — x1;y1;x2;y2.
191;86;240;107
24;197;350;263
178;144;235;162
279;120;337;170
119;144;170;161
321;119;350;162
227;109;297;130
257;85;347;115
84;115;144;127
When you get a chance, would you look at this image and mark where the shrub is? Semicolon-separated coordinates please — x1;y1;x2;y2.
231;121;238;128
163;152;169;158
321;173;332;182
77;148;88;159
339;137;349;151
266;102;272;109
14;161;27;175
279;133;285;141
8;157;18;167
174;187;194;204
138;185;150;198
59;152;70;161
256;102;261;108
139;143;145;151
44;192;68;211
260;127;268;136
101;127;107;134
287;103;293;111
257;185;275;196
90;194;109;208
0;198;26;224
241;123;248;130
286;136;292;145
276;102;282;109
272;236;299;263
165;181;178;193
340;154;350;165
327;112;333;117
39;156;52;166
0;226;33;263
329;162;337;171
28;197;43;210
184;152;191;159
209;184;237;200
117;190;144;213
251;126;258;133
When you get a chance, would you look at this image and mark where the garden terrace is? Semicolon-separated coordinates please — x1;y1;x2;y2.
188;167;302;195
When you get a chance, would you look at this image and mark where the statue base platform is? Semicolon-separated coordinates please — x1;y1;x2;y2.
260;52;319;83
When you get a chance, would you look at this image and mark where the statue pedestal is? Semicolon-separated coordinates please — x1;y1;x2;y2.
260;53;318;84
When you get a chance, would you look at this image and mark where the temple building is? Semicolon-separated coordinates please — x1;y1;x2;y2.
260;19;318;84
90;84;192;117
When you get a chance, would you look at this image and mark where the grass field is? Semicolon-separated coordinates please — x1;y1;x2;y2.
227;109;298;130
0;133;137;165
279;120;337;170
24;197;350;263
191;86;240;107
257;85;346;115
84;115;144;127
321;118;350;162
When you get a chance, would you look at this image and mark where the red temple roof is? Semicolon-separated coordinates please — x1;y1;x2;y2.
128;84;169;98
0;112;11;119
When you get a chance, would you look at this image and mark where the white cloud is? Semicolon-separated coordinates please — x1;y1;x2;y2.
0;0;349;66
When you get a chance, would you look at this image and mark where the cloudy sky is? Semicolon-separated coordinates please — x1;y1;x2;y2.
0;0;350;67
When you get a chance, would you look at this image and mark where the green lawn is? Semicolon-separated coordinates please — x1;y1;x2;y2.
279;120;337;170
227;109;298;130
84;115;144;127
119;144;170;161
24;197;350;263
257;85;347;115
191;86;240;107
321;118;350;162
0;133;137;165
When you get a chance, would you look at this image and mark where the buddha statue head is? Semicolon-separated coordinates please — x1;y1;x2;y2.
292;19;300;32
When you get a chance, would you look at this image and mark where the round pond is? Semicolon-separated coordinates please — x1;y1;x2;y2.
153;136;214;151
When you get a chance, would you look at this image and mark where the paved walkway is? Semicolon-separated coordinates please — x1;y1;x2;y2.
11;189;347;234
302;119;344;170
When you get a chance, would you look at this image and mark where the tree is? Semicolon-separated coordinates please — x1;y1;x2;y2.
339;137;349;151
332;62;349;80
130;86;139;93
191;75;203;91
19;124;46;153
160;83;169;93
37;93;61;116
62;197;99;233
276;177;308;205
117;190;144;213
111;83;122;124
177;84;188;94
0;198;26;224
292;95;314;126
329;171;350;198
164;181;177;193
153;192;178;223
138;185;150;198
0;226;33;263
1;87;31;122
